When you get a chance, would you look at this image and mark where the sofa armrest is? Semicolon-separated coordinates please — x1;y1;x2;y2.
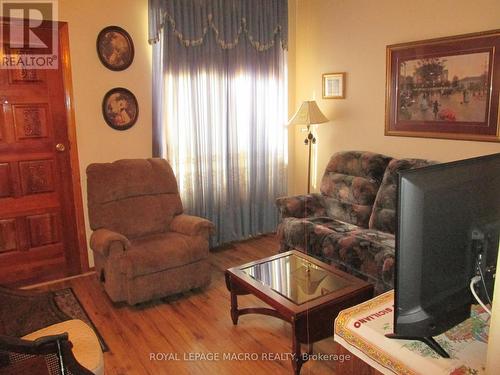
170;214;215;237
275;193;327;218
90;229;130;257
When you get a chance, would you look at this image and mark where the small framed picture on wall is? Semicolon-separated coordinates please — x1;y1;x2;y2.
102;87;139;131
97;26;135;71
323;72;346;99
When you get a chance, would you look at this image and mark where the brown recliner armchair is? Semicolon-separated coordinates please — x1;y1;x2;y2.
86;158;214;305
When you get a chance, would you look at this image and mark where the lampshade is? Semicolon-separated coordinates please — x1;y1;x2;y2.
288;100;329;126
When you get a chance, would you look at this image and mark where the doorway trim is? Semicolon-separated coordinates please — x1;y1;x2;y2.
58;21;89;273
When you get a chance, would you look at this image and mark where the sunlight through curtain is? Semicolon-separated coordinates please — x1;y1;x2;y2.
150;0;288;246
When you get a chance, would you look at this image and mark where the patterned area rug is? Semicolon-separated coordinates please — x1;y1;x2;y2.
52;288;109;352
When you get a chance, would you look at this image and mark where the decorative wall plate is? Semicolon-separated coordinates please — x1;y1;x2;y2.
96;26;134;71
102;87;138;130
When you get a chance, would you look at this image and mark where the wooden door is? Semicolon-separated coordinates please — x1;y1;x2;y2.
0;20;87;286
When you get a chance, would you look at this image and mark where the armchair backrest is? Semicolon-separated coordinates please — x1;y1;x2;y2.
319;151;392;227
87;158;183;239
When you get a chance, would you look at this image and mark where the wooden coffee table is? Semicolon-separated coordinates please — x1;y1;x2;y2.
225;250;373;374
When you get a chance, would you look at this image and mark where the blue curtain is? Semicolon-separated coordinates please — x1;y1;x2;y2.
150;0;288;246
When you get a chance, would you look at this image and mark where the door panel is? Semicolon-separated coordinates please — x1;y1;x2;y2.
0;20;85;286
8;66;46;84
19;159;55;195
0;219;17;252
13;104;50;140
27;212;60;248
0;163;12;197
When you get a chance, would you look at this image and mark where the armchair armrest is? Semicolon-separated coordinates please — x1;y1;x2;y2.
0;333;68;354
275;193;327;218
0;333;94;375
90;228;130;257
170;214;215;237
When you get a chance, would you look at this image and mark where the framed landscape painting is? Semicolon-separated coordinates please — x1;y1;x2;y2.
385;30;500;142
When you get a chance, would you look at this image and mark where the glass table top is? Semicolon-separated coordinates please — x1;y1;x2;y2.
241;253;352;305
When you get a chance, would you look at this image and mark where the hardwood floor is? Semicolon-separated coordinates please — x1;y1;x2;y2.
38;235;346;375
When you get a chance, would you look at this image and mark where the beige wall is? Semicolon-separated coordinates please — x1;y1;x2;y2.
59;0;152;266
290;0;500;195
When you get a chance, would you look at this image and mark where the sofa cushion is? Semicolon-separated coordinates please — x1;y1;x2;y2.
120;232;209;278
320;151;392;227
277;216;358;257
87;158;183;238
277;215;396;295
321;228;395;295
369;158;435;234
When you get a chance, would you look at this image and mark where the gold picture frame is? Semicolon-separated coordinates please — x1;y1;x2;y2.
385;29;500;142
322;72;346;99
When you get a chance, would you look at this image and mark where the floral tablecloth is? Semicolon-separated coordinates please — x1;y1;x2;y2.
334;290;489;375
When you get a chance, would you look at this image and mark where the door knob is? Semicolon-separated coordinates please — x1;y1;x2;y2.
55;143;66;152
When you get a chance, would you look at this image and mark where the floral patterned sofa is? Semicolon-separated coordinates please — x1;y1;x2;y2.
276;151;435;295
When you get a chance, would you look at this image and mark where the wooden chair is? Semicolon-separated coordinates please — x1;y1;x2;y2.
0;287;103;375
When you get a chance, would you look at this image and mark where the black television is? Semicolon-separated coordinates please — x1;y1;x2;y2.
386;153;500;357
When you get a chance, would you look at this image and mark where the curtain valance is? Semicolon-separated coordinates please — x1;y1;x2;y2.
148;0;288;51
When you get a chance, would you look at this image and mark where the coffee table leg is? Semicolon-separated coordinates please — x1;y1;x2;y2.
225;273;241;325
307;343;314;355
292;336;302;374
291;321;307;375
230;289;239;325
